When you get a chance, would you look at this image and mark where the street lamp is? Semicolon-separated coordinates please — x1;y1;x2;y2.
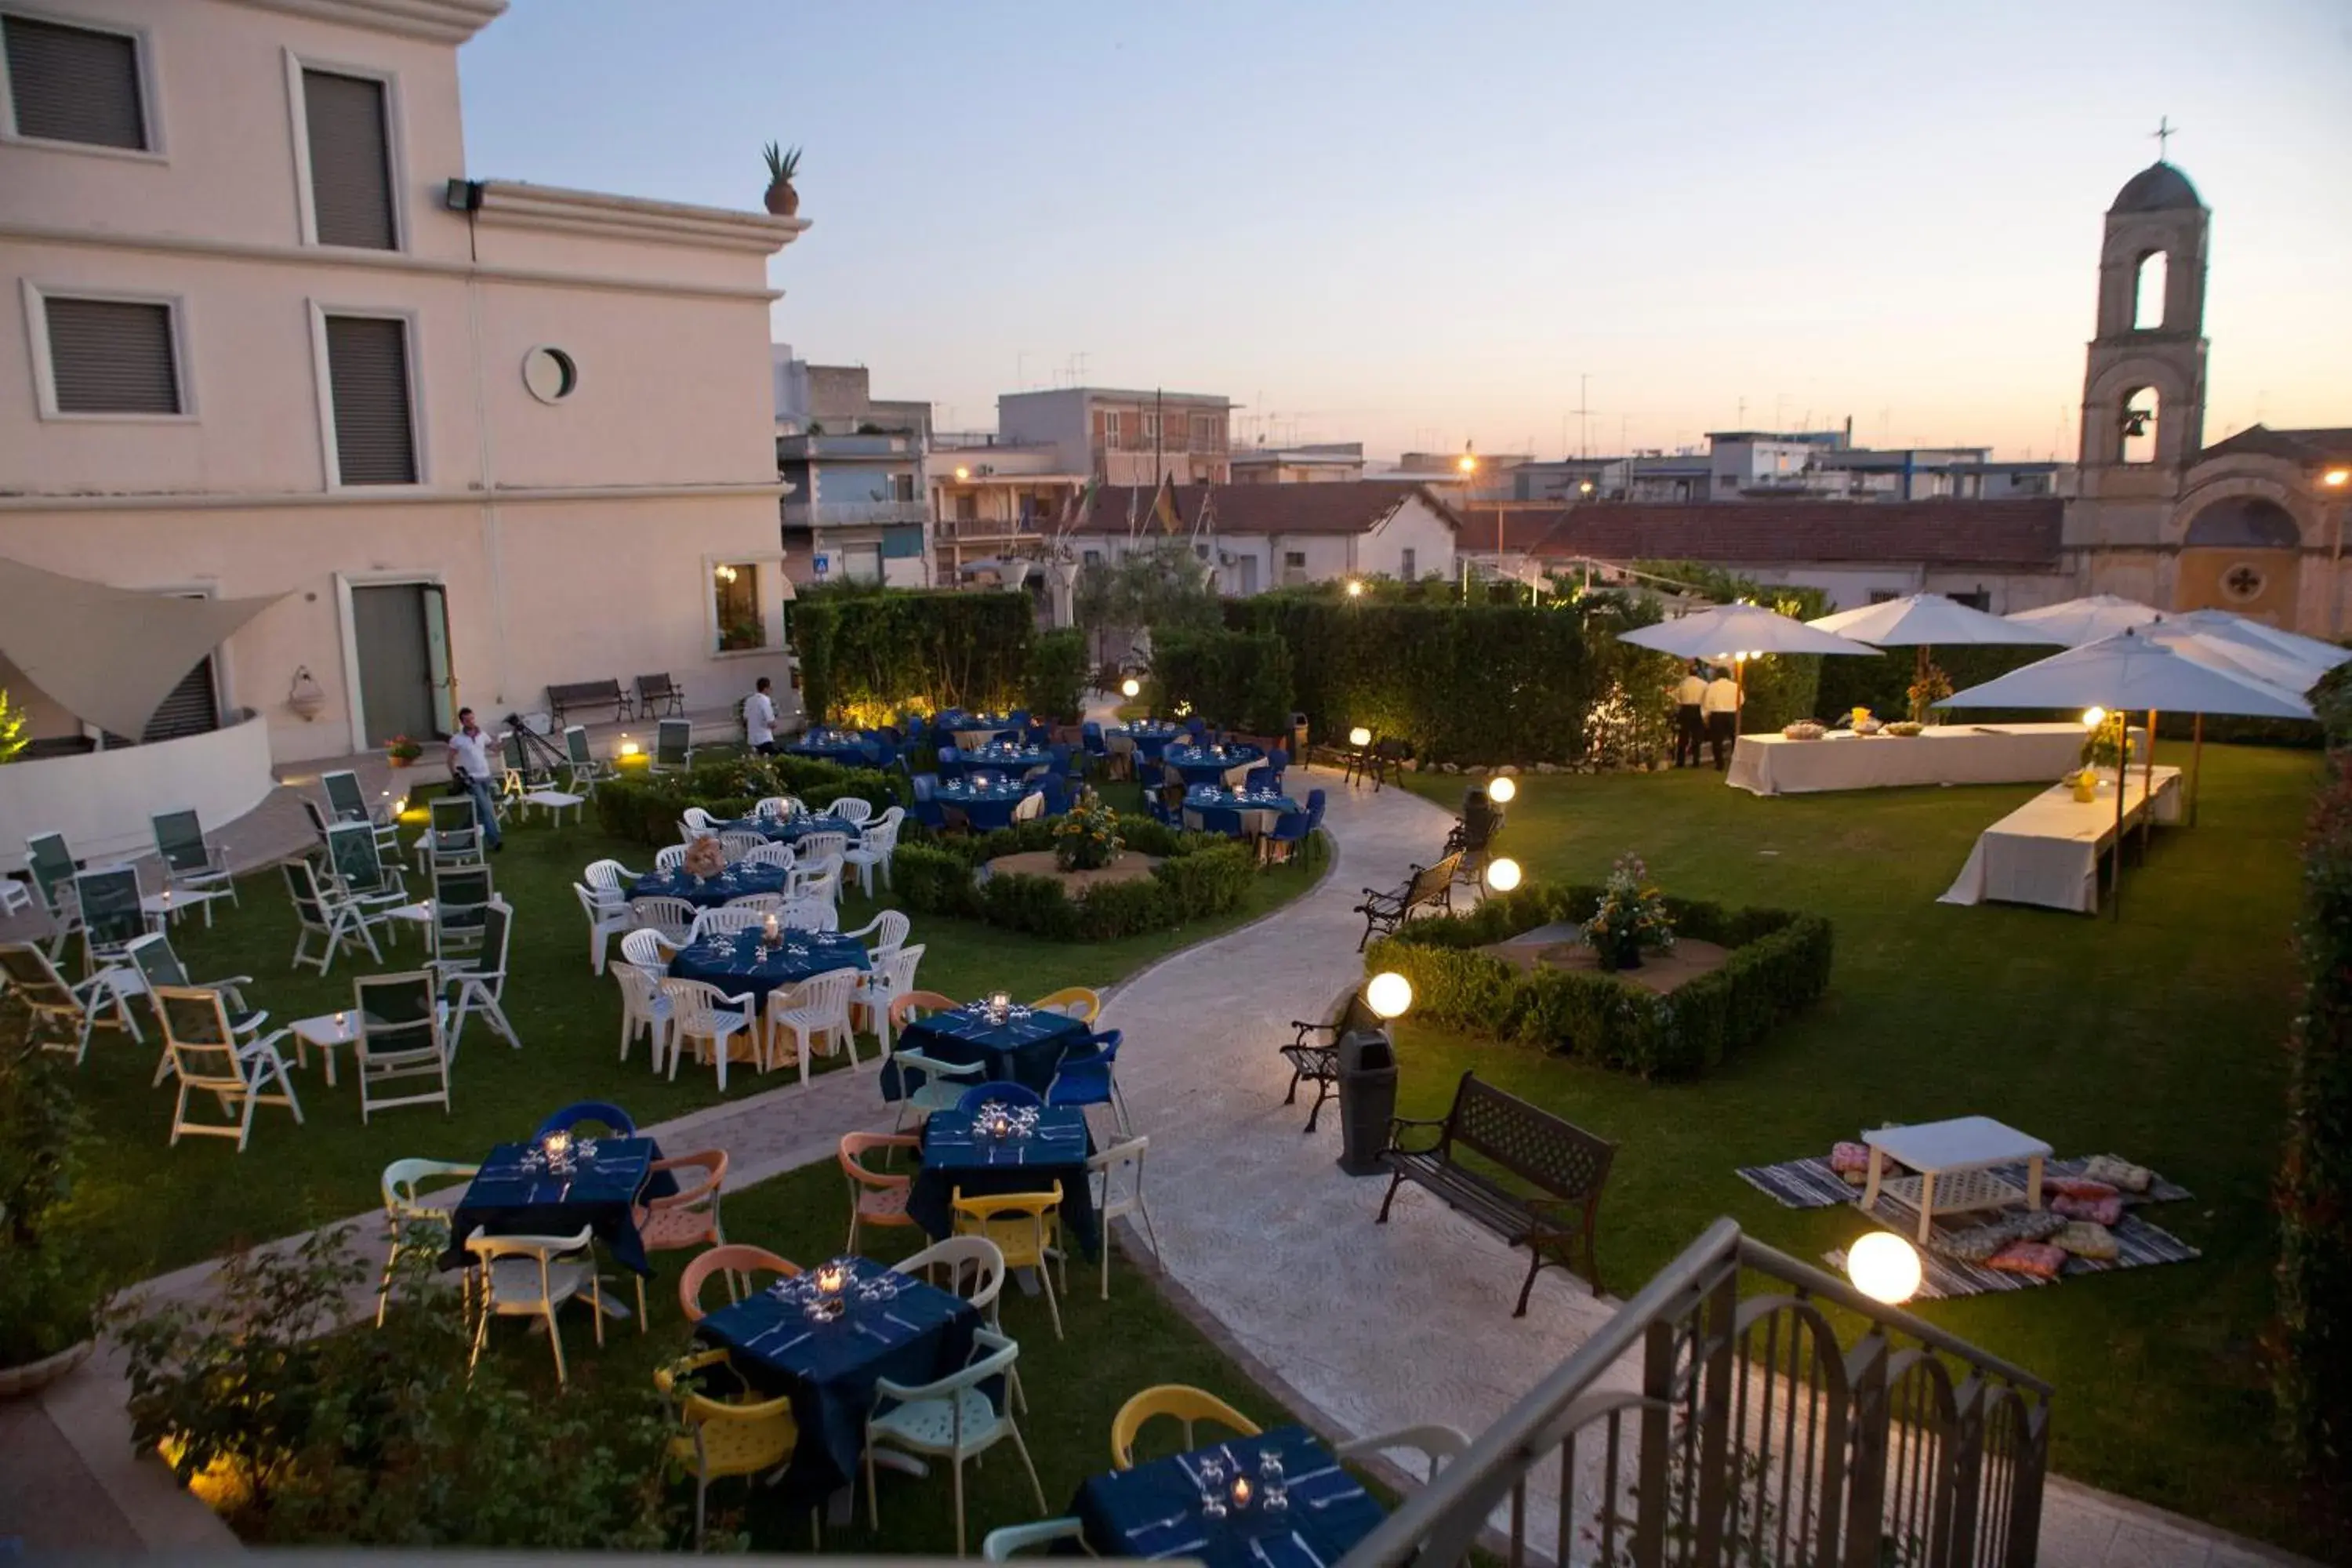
1120;677;1142;700
2326;468;2350;488
1365;971;1414;1020
954;465;971;482
1345;579;1365;597
1486;775;1517;804
1484;856;1523;892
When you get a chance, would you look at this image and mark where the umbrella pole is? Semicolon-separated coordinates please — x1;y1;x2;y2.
2111;711;2128;922
2140;708;2158;859
2190;713;2205;827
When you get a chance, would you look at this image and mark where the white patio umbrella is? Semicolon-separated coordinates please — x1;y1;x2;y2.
1808;593;2061;712
1937;627;2312;914
2167;608;2350;676
2002;593;2162;647
1619;601;1879;732
2136;619;2330;824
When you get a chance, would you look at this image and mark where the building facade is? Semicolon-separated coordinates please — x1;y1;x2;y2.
0;0;804;765
927;432;1085;585
998;386;1232;486
1228;442;1366;484
1064;482;1459;597
771;349;931;587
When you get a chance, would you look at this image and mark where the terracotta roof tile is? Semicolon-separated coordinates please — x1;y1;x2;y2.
1530;499;2063;569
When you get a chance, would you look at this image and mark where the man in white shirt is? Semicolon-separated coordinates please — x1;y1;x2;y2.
1700;666;1742;771
744;677;779;756
1671;660;1708;768
444;706;503;851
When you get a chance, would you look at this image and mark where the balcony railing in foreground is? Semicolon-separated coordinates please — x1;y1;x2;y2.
1341;1218;2053;1568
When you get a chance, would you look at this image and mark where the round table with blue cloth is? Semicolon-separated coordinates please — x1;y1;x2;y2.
666;928;870;1006
939;713;1018;749
715;813;862;848
884;1001;1092;1097
1184;785;1299;837
1162;743;1264;786
935;776;1035;832
951;742;1051;775
784;728;877;767
626;863;789;909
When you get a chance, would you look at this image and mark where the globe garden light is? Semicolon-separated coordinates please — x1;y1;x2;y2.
619;739;640;757
1348;726;1372;748
1485;856;1523;892
1486;775;1518;804
2081;706;2107;730
954;466;971;482
1345;579;1365;597
1846;1231;1922;1305
1120;677;1141;699
1365;971;1414;1020
2327;467;2351;488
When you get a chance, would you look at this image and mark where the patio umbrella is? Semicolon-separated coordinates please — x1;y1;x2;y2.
1937;627;2312;915
1807;593;2061;713
2002;593;2162;648
2136;620;2329;824
1619;601;1879;733
2167;608;2350;677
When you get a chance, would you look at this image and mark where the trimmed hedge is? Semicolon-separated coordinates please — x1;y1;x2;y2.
894;818;1309;943
1367;880;1832;1078
1149;629;1296;735
789;589;1033;727
591;756;905;847
1023;627;1090;724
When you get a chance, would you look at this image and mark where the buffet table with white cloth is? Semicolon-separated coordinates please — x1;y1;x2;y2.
1727;723;2095;797
1939;765;2183;913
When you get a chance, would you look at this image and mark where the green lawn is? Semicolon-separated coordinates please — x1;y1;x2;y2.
55;781;1325;1282
1396;744;2319;1552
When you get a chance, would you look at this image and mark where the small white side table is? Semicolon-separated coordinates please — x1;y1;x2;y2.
1861;1116;2052;1243
289;1010;361;1087
522;789;586;827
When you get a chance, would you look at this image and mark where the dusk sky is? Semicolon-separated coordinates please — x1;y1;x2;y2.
459;0;2351;464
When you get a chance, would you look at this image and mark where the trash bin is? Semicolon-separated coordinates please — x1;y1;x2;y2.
1289;711;1311;766
1335;1027;1399;1177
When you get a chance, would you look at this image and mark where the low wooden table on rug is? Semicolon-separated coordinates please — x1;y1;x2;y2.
1861;1116;2051;1243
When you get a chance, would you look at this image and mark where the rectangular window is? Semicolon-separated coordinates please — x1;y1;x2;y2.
40;294;180;414
1190;413;1222;452
713;563;762;651
302;67;396;249
1083;549;1102;565
1284;551;1306;569
1401;547;1417;580
1142;412;1160;447
1951;590;1991;612
2;13;147;150
322;314;417;485
890;472;916;503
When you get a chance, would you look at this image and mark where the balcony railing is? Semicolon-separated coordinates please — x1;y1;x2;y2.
1342;1218;2053;1568
781;500;929;529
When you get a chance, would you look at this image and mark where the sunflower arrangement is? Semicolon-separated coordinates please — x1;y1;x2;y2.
1052;788;1125;871
1584;853;1676;971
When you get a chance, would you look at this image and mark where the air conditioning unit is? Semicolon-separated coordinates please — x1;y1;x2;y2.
1218;551;1238;566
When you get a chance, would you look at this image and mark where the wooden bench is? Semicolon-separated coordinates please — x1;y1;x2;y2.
547;679;630;725
1278;985;1384;1134
634;673;685;717
1352;851;1461;951
1377;1071;1615;1315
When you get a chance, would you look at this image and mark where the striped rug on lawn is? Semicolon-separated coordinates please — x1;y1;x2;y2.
1826;1212;2202;1299
1737;1153;2192;1211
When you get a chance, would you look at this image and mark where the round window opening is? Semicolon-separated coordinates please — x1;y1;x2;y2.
2221;563;2267;603
521;346;578;405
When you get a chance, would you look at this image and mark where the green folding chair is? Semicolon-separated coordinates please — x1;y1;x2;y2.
151;808;236;925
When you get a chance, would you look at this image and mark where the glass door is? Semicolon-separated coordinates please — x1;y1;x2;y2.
421;583;456;736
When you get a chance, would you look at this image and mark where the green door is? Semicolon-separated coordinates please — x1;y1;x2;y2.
350;583;445;747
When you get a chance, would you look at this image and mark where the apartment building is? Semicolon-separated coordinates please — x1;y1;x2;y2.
927;432;1086;584
1228;442;1366;484
0;0;805;772
999;386;1233;486
772;350;931;586
1063;482;1459;596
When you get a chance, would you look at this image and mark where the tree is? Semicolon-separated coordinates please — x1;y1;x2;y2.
1073;541;1221;671
0;688;26;764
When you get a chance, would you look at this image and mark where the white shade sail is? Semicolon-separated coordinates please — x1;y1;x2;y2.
1807;593;2062;648
1936;627;2314;720
1617;602;1882;661
2002;593;2163;647
0;557;285;739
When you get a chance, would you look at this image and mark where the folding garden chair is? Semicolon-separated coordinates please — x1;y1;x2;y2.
127;931;264;1084
429;862;495;966
0;940;137;1065
652;718;694;774
419;794;484;871
352;971;453;1122
321;768;404;859
433;898;517;1054
150;808;236;924
74;866;150;1039
25;830;83;958
562;724;612;793
282;856;384;975
154;985;303;1151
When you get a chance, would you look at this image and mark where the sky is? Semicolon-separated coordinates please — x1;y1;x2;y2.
459;0;2352;464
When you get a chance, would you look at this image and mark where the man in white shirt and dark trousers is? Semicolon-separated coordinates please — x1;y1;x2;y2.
444;708;503;852
744;677;779;757
1701;666;1742;771
1671;660;1708;768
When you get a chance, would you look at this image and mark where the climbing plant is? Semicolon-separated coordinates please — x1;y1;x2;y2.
0;688;25;764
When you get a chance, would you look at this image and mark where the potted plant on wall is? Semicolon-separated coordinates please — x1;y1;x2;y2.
384;735;423;768
761;143;802;216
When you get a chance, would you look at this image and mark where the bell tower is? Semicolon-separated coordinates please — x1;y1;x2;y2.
2078;155;2209;482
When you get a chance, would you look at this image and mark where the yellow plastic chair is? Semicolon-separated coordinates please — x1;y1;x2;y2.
951;1182;1065;1341
1111;1385;1261;1470
655;1349;815;1550
1030;985;1102;1024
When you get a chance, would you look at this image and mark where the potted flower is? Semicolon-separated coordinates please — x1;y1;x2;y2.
383;735;423;768
1583;853;1676;971
1052;789;1124;872
1906;660;1952;726
762;143;802;216
0;1047;110;1398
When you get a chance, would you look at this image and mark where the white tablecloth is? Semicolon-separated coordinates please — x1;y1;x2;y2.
1727;723;2094;797
1939;765;2183;913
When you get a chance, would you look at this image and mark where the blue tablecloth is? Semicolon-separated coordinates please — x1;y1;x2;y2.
445;1137;674;1276
693;1257;980;1497
955;744;1051;772
908;1105;1099;1258
1072;1426;1385;1567
1187;786;1299;815
626;863;789;909
667;929;870;1007
886;1003;1091;1095
1163;745;1264;786
713;813;862;848
786;731;876;767
935;776;1036;831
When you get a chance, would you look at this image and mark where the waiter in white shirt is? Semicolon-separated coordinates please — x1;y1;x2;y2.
1701;666;1742;771
1671;660;1708;768
444;707;503;851
744;677;779;756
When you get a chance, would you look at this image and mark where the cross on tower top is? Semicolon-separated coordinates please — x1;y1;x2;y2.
2152;115;2177;161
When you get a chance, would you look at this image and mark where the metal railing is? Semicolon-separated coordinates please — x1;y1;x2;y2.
781;500;929;528
1341;1219;2053;1568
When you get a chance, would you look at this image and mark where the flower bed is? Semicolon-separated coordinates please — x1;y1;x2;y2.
895;817;1287;942
590;755;905;846
1366;880;1832;1078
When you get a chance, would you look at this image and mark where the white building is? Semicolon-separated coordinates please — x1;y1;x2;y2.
771;348;932;587
999;386;1233;486
1064;483;1460;597
1229;442;1366;484
927;432;1086;585
0;0;804;802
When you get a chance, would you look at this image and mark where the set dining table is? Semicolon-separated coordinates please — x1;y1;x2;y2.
715;811;862;847
935;775;1036;830
1071;1425;1388;1566
951;742;1052;773
441;1135;677;1276
666;928;871;1005
1185;785;1298;836
626;862;789;909
906;1104;1101;1256
786;730;877;767
940;714;1019;749
1163;743;1264;788
884;999;1093;1095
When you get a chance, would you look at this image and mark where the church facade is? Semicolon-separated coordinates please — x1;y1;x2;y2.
2064;162;2352;634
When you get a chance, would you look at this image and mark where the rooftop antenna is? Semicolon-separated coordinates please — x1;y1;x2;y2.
1571;373;1595;459
2152;114;2176;162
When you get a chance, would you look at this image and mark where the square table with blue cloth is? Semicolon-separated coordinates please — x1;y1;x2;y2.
884;1001;1091;1096
693;1256;980;1497
715;813;863;848
1163;744;1265;787
907;1105;1099;1258
1072;1425;1386;1567
667;928;870;1007
444;1137;676;1276
935;775;1036;832
786;739;878;767
1185;786;1298;837
626;862;789;909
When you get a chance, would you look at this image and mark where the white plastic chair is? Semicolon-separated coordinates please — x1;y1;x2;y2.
583;857;644;898
1334;1423;1473;1482
717;830;765;863
893;1233;1026;1413
858;942;926;1054
630;895;698;949
377;1156;479;1326
780;895;838;934
787;866;840;907
723;892;786;916
679;806;720;838
981;1520;1086;1561
742;842;797;872
887;1049;985;1137
1089;1136;1161;1300
662;977;758;1091
843;807;905;897
863;1327;1045;1557
794;831;850;871
613;960;674;1072
753;795;798;820
691;906;766;942
464;1224;603;1386
153;985;304;1151
619;928;673;971
352;972;452;1123
768;966;862;1077
573;881;633;975
829;797;874;827
654;844;691;873
843;908;910;956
